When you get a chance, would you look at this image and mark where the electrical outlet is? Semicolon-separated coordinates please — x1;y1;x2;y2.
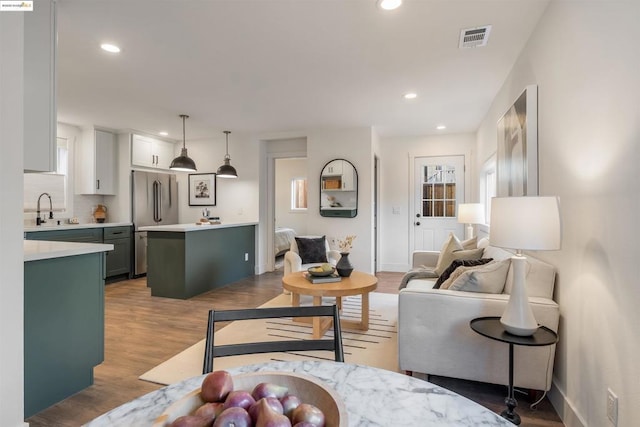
607;388;618;425
244;253;248;261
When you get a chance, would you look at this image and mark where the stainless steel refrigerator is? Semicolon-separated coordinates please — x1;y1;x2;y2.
132;170;178;276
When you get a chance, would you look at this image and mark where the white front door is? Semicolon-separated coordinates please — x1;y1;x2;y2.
413;156;465;251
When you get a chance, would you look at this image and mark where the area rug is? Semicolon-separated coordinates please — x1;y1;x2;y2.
139;292;398;385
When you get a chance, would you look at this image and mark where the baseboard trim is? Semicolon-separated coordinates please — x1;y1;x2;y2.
549;377;587;427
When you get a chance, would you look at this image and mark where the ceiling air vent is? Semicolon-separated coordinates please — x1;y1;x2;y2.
459;25;492;49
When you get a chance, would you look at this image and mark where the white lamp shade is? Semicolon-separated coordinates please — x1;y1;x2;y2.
458;203;485;224
490;196;561;251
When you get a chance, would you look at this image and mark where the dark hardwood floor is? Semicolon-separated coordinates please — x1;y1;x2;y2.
26;270;563;426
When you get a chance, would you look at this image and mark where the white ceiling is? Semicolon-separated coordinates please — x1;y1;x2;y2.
56;0;549;141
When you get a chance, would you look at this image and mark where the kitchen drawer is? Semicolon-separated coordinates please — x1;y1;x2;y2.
104;226;131;240
26;227;103;243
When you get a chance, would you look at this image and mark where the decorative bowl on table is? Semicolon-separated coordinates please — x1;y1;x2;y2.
307;266;336;277
152;371;347;427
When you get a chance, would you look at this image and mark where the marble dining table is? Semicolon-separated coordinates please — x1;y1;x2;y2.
84;360;514;426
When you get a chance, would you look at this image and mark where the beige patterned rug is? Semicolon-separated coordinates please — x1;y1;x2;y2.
139;292;399;385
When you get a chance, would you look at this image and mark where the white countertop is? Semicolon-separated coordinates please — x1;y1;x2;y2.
24;222;132;233
139;221;258;232
24;240;114;262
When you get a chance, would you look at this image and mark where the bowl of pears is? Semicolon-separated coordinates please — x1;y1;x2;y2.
307;263;335;277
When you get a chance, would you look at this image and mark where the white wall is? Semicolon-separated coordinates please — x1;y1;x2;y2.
275;157;308;235
378;133;476;271
0;12;28;427
306;128;375;274
475;2;640;426
177;133;260;225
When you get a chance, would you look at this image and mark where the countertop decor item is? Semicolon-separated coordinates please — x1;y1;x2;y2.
216;130;238;178
93;204;107;223
170;114;197;172
490;196;561;336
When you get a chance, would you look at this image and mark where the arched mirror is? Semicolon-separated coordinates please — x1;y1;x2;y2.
319;159;358;218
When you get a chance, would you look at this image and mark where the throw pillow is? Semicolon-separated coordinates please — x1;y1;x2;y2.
295;236;328;264
452;247;484;261
460;236;477;250
433;258;494;289
440;265;477;290
434;233;464;276
448;258;511;293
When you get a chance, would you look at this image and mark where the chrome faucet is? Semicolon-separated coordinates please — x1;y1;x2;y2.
36;192;53;226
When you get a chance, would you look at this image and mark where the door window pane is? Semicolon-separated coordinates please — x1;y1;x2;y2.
421;164;457;218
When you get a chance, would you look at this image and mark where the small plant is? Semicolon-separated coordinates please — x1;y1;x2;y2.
336;235;356;253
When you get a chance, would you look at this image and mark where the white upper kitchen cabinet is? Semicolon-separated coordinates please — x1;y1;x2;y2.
131;134;176;170
23;0;57;172
75;128;117;195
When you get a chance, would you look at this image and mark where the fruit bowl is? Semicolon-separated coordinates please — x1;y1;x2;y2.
307;266;336;277
152;371;347;427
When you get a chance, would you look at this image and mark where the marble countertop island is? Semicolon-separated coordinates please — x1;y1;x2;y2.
24;240;113;262
139;221;258;233
85;361;513;426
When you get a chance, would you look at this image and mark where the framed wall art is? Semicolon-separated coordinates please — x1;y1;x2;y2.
496;85;538;197
188;173;216;206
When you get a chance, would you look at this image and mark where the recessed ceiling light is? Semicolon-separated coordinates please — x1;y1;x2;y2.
436;125;447;130
403;92;417;100
159;131;169;137
100;43;120;53
378;0;402;11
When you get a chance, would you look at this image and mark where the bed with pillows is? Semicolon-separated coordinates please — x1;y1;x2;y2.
398;234;560;392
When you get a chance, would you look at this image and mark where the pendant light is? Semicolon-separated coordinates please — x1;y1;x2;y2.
170;114;197;172
216;130;238;178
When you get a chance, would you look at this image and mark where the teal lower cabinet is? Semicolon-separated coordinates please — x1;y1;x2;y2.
24;252;105;418
25;225;132;281
104;226;132;279
147;225;256;299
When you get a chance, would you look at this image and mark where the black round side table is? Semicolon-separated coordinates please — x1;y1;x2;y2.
470;316;558;425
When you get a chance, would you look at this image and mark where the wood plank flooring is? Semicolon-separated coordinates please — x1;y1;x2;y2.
26;270;563;426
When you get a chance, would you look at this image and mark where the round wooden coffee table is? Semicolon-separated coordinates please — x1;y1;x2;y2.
282;271;378;339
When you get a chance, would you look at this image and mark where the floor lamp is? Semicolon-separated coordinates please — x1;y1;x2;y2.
458;203;485;240
490;196;561;336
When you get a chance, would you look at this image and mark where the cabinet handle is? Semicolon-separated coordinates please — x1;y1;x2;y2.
96;179;100;189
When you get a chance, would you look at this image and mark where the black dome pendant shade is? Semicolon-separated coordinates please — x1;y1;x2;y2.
170;114;197;172
216;130;238;178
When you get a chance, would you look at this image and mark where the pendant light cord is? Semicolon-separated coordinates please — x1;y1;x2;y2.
224;130;231;158
180;114;189;149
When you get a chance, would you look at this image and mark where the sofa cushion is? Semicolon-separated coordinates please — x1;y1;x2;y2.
504;255;557;299
460;236;477;250
398;267;439;289
448;258;511;293
433;258;494;289
294;236;328;264
434;233;464;276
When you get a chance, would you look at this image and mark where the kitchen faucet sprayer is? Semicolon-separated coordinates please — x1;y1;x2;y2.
36;192;53;226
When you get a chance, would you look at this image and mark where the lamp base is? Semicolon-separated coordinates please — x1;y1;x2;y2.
465;224;474;240
500;319;538;336
500;254;538;337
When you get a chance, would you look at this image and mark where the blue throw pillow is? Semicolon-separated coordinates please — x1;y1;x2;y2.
295;236;328;264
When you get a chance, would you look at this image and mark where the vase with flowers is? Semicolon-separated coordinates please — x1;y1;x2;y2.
335;235;356;277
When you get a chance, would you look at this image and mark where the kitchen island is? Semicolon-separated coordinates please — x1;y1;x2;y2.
24;240;113;418
140;221;257;299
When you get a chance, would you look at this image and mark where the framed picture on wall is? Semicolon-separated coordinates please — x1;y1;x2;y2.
496;85;538;197
188;173;216;206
